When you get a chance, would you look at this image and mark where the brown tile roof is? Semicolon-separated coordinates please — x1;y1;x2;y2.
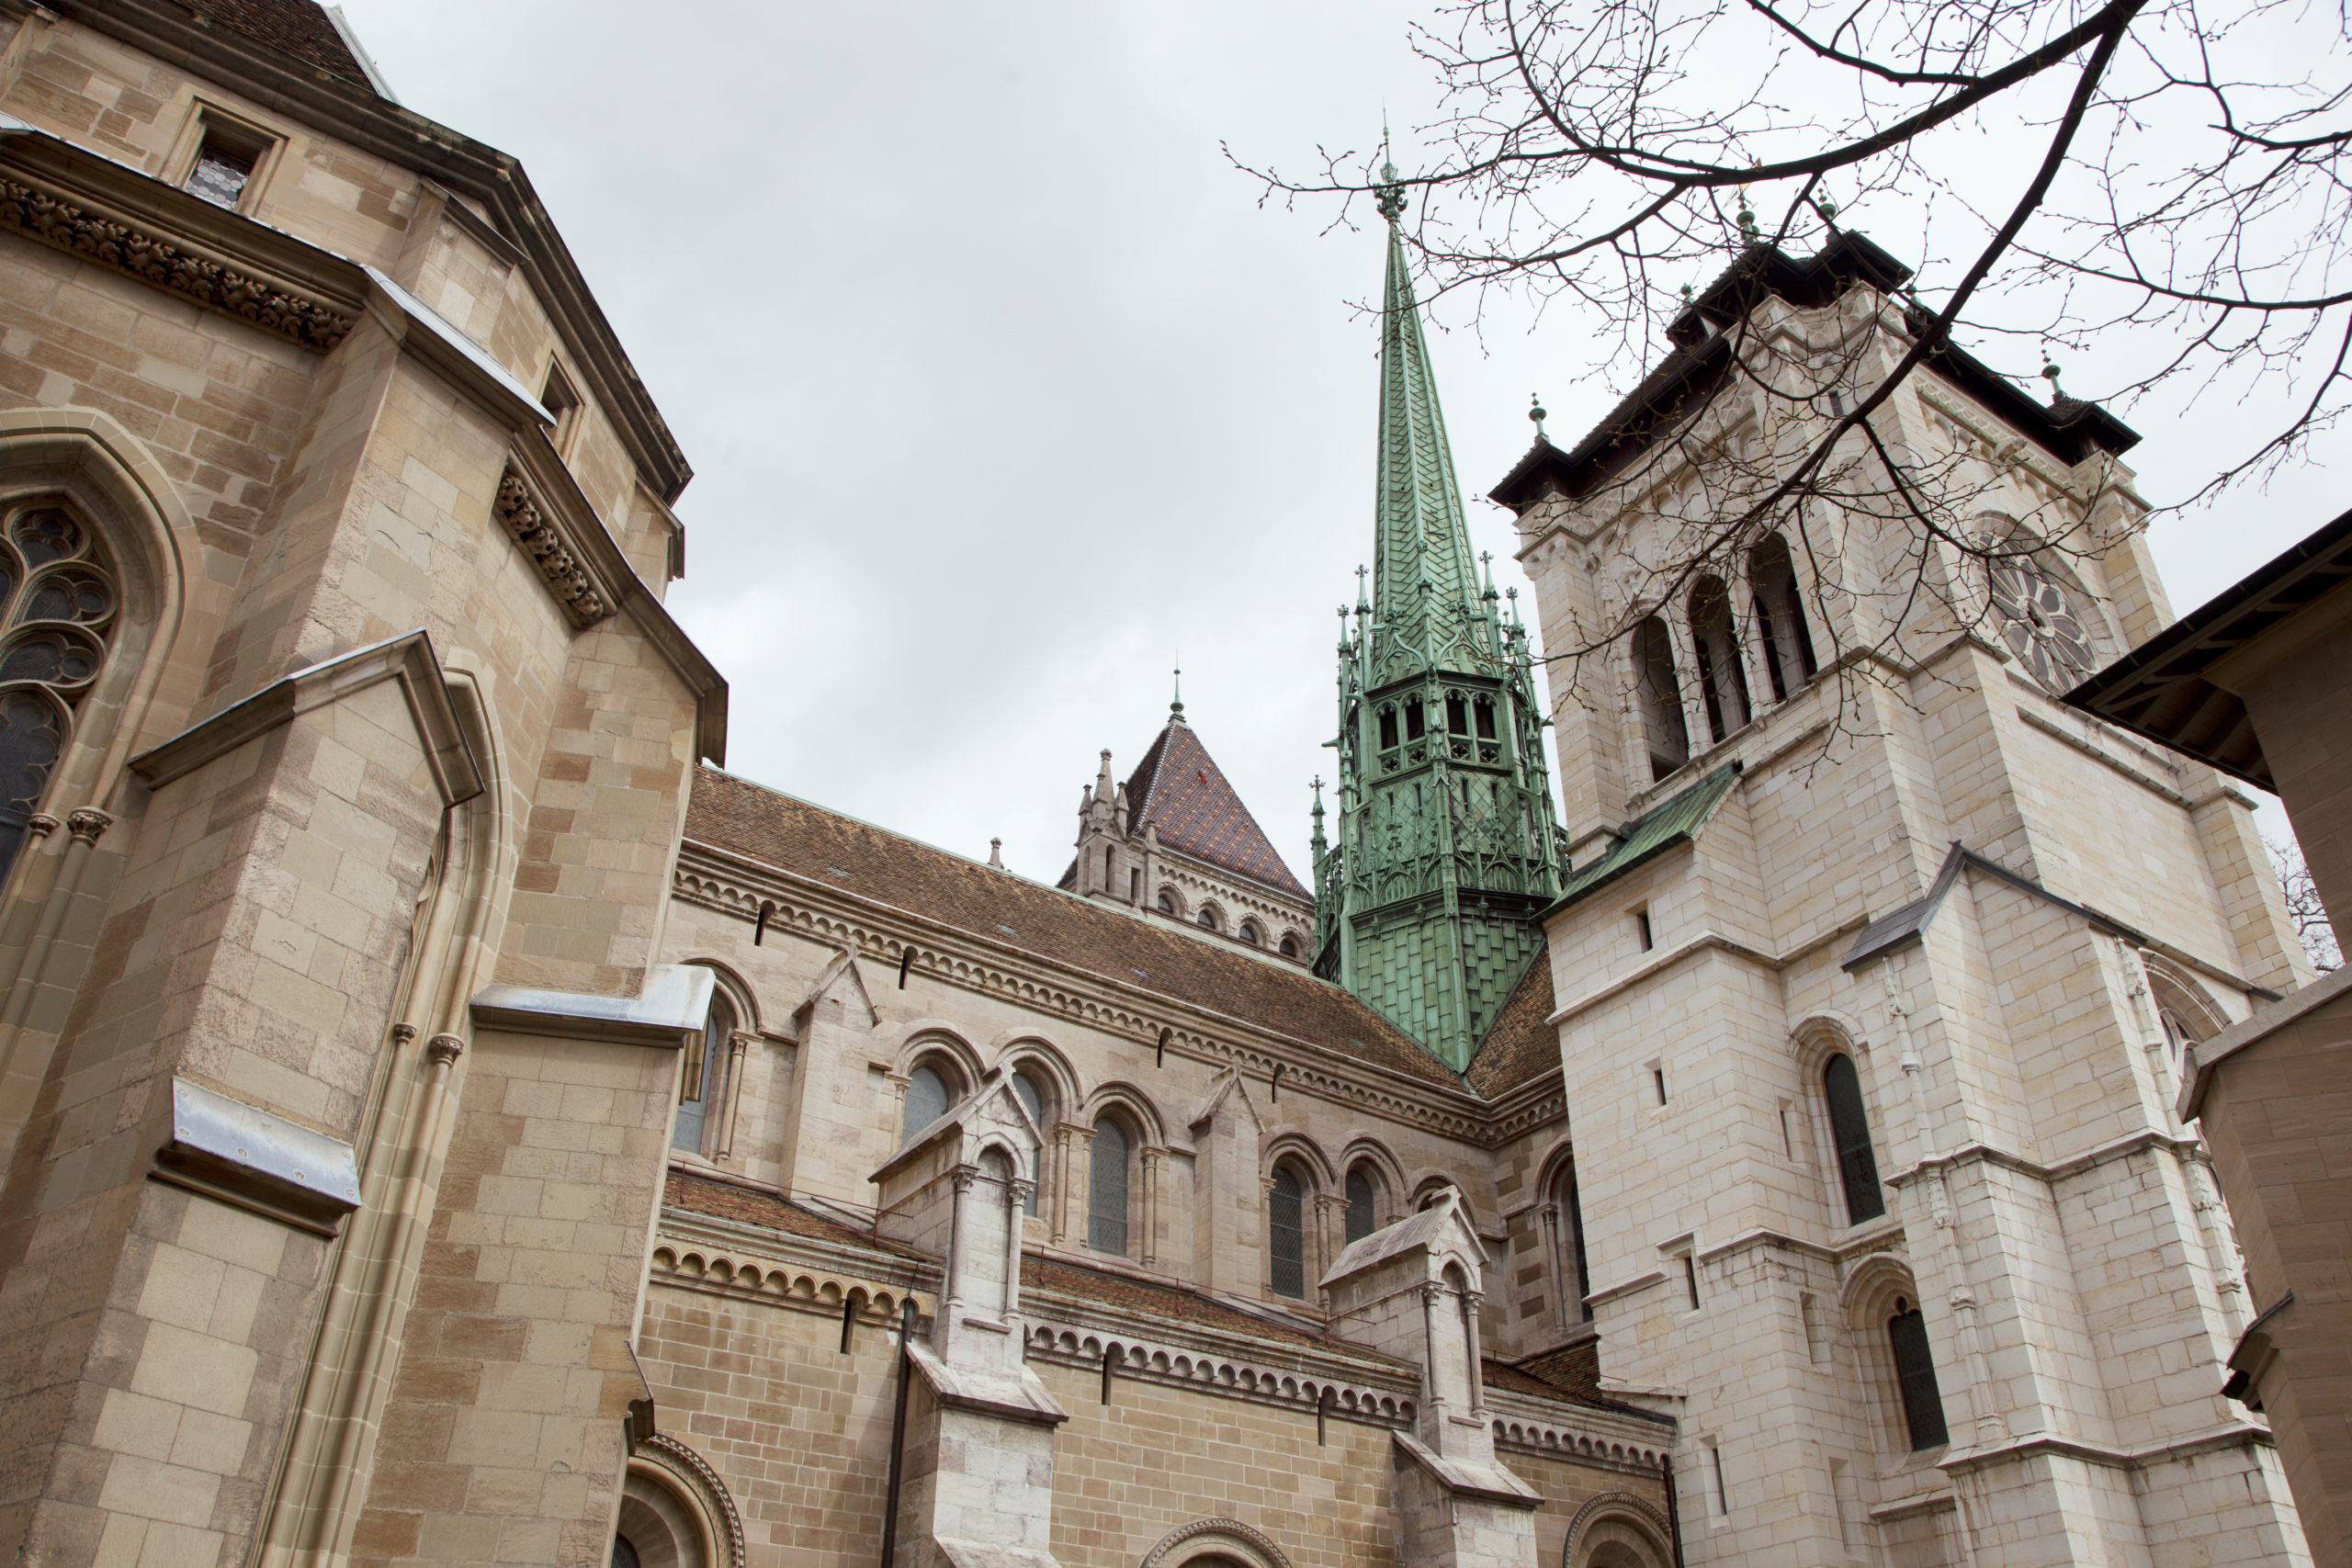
1464;949;1556;1097
687;766;1460;1089
173;0;377;91
662;1169;927;1259
1022;1254;1405;1366
1123;719;1308;897
1498;1340;1674;1423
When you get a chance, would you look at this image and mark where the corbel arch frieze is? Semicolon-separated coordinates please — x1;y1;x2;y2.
1490;1415;1669;1473
649;1241;925;1325
1024;1322;1415;1428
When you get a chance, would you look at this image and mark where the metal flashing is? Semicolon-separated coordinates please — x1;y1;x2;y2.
153;1077;360;1235
1543;762;1743;917
470;962;716;1049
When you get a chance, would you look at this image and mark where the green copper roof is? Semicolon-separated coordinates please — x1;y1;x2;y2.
1546;762;1743;912
1369;203;1489;681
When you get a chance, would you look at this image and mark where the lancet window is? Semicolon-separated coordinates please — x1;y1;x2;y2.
1345;1165;1379;1244
1008;1068;1053;1216
900;1061;952;1147
1823;1054;1885;1224
674;993;734;1154
1088;1114;1130;1256
1553;1160;1593;1322
1632;615;1690;784
1689;576;1752;743
0;502;119;883
1748;534;1819;703
1270;1165;1307;1299
1888;1298;1950;1450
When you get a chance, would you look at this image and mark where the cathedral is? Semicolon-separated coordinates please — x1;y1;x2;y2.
0;5;2319;1568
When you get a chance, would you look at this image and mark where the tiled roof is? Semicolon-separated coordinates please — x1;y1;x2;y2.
174;0;376;91
1502;1340;1674;1424
1022;1254;1407;1366
1464;949;1557;1097
1545;762;1743;914
1123;720;1309;897
662;1170;929;1258
686;767;1460;1089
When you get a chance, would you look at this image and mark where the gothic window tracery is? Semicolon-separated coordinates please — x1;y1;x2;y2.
0;502;118;883
1985;547;2098;693
1632;616;1690;783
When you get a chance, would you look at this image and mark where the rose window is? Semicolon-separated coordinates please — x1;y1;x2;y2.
0;502;115;879
1986;556;2096;694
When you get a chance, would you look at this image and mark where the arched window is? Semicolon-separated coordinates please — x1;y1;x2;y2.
1378;705;1399;750
1445;692;1469;735
1887;1298;1950;1450
1747;533;1819;704
1239;919;1262;946
1823;1054;1884;1224
1157;888;1177;915
1279;933;1301;959
1008;1069;1050;1216
1689;576;1752;743
901;1063;951;1147
673;993;733;1154
1197;905;1220;932
0;502;118;882
1345;1165;1378;1244
1554;1160;1593;1322
1270;1166;1306;1299
1089;1115;1129;1256
1632;615;1690;783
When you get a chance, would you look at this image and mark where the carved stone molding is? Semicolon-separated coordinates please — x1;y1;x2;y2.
650;1239;922;1325
1140;1517;1296;1568
0;176;354;350
1561;1491;1678;1566
1489;1407;1669;1472
634;1434;746;1568
494;467;613;626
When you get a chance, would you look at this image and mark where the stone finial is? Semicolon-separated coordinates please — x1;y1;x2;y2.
988;838;1004;870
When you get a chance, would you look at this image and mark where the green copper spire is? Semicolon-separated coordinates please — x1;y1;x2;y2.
1310;164;1567;1073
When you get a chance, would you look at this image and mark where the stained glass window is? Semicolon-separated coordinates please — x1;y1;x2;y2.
0;504;115;885
1089;1115;1128;1256
1824;1054;1885;1224
1270;1167;1306;1298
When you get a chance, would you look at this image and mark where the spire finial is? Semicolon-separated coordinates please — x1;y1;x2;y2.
988;837;1004;870
1374;119;1407;222
1355;563;1370;611
1529;392;1547;439
1170;658;1184;720
2041;349;2065;403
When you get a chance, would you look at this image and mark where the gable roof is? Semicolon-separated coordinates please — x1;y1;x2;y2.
174;0;375;92
662;1169;929;1259
686;766;1460;1089
1464;948;1557;1097
1118;719;1309;898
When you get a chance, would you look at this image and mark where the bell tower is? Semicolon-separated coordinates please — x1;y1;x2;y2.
1312;165;1566;1071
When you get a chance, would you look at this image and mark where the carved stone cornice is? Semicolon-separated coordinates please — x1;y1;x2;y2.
1023;1317;1417;1430
0;159;356;351
1487;1395;1673;1473
673;843;1508;1145
494;464;613;626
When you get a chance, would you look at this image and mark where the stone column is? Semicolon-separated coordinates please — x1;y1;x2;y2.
1141;1147;1165;1267
715;1029;752;1159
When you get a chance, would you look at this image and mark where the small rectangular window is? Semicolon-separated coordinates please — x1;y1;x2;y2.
186;140;255;209
1634;908;1653;952
177;111;277;214
1709;1441;1728;1515
1682;1253;1701;1309
540;361;583;453
1649;1061;1668;1107
1405;699;1425;740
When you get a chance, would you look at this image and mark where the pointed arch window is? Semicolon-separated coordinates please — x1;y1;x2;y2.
1632;616;1690;783
1689;577;1752;743
1748;534;1819;703
1823;1054;1885;1224
1270;1166;1306;1299
674;993;734;1154
1888;1298;1950;1450
901;1063;950;1148
1089;1115;1130;1256
0;502;118;883
1008;1069;1049;1216
1554;1160;1593;1322
1345;1166;1378;1244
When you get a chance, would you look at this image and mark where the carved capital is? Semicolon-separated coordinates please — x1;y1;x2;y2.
1009;1179;1036;1207
1420;1282;1449;1307
65;807;112;844
951;1167;978;1195
22;813;59;842
425;1032;465;1067
390;1021;419;1048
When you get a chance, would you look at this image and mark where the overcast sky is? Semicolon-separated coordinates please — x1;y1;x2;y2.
338;0;2325;881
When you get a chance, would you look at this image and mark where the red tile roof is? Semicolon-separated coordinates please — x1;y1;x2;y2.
1023;1254;1405;1366
1464;950;1556;1097
686;767;1461;1089
174;0;377;91
1121;719;1308;898
662;1170;927;1258
1501;1339;1672;1423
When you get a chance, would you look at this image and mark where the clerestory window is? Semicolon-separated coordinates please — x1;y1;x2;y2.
1089;1115;1130;1256
1270;1166;1306;1299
